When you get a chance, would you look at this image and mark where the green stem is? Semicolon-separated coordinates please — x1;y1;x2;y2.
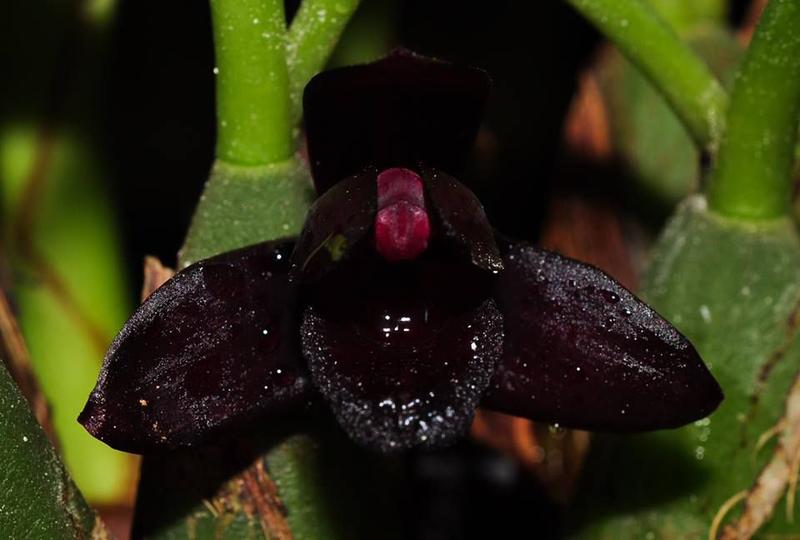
210;0;293;165
647;0;727;33
566;0;728;149
707;0;800;220
287;0;361;125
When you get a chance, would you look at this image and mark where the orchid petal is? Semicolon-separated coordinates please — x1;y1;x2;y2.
291;168;377;281
482;240;723;431
304;49;490;194
423;167;503;272
79;240;308;453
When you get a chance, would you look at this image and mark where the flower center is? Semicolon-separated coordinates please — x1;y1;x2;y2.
374;167;431;261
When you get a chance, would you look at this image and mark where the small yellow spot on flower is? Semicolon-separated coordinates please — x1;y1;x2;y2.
324;234;348;261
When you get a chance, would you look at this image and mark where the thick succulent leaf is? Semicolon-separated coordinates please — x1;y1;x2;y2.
423;167;503;272
300;258;503;452
570;197;800;538
180;157;315;267
481;239;722;431
291;168;377;281
80;239;309;453
1;362;102;538
304;49;490;194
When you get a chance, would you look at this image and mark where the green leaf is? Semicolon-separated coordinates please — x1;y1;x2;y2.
179;157;315;267
570;196;800;538
647;0;726;33
0;360;104;538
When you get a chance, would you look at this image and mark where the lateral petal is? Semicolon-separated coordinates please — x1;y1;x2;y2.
291;168;377;281
423;167;503;272
482;240;722;431
79;240;308;453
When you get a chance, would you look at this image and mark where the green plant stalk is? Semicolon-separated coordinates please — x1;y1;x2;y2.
286;0;361;125
647;0;726;33
707;0;800;220
0;360;104;537
327;0;398;68
210;0;293;165
566;0;728;150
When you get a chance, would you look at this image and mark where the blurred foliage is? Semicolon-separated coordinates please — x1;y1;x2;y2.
0;127;136;503
595;26;742;214
0;0;136;504
648;0;727;32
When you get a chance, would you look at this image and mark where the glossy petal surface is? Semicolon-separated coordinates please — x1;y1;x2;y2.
79;240;307;453
304;49;490;194
423;168;503;272
301;259;503;452
482;240;723;431
291;169;377;281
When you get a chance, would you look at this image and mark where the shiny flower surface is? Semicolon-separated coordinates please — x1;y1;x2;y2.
79;51;722;454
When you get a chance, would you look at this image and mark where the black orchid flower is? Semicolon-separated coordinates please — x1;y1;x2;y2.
79;50;723;454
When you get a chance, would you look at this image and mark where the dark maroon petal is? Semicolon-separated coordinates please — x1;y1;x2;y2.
423;167;503;272
304;49;490;194
482;240;722;431
79;240;308;453
300;259;503;452
291;168;377;281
